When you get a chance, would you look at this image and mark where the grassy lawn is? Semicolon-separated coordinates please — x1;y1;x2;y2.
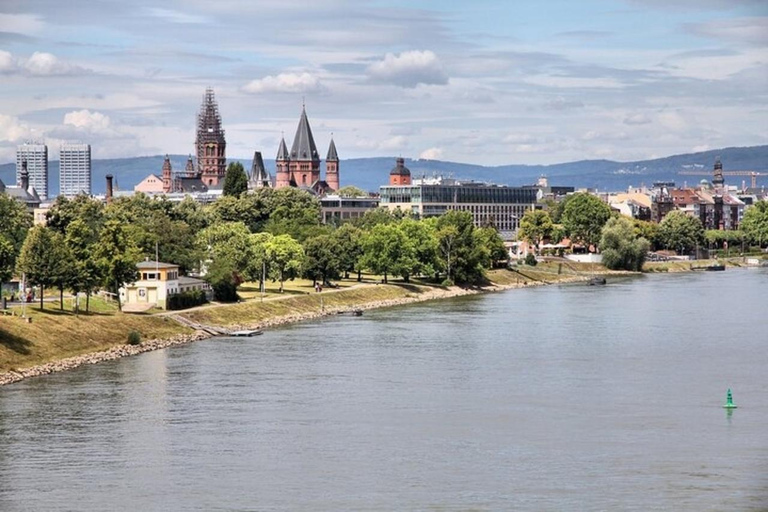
642;258;745;272
179;283;426;327
0;298;191;372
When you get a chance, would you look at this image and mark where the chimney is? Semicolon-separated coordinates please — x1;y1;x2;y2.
106;174;114;203
20;160;29;191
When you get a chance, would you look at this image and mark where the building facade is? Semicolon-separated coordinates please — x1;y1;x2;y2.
119;261;211;310
320;195;380;224
59;143;92;197
196;88;226;186
16;142;48;201
380;175;538;238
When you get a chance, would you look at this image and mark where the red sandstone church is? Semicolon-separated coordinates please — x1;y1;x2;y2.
158;88;340;195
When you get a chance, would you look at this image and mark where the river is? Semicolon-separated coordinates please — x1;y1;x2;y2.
1;269;767;511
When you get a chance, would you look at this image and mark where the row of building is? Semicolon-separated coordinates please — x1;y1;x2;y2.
7;142;91;201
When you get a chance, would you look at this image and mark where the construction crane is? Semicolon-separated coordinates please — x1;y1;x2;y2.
678;170;767;189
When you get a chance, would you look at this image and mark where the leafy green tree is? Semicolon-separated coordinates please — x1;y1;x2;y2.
336;185;368;198
264;235;305;292
222;161;249;197
354;208;398;229
333;223;364;280
64;219;103;313
475;226;508;268
741;200;768;247
45;193;104;234
632;219;660;251
518;209;554;251
16;226;69;311
398;218;439;281
657;211;705;255
245;232;274;291
172;196;212;232
205;256;241;302
263;188;322;241
0;194;33;269
599;217;650;271
360;223;408;284
197;222;252;273
303;234;342;285
0;235;15;285
436;210;485;284
560;193;613;247
94;220;141;311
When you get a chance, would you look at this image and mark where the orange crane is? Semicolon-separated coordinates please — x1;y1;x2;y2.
678;170;767;189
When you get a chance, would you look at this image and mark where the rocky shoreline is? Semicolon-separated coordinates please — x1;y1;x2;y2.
0;274;588;387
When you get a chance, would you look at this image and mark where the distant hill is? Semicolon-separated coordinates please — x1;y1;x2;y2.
1;145;766;197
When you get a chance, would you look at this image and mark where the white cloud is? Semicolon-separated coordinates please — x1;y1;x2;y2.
355;135;407;151
0;13;45;36
368;50;448;88
687;17;768;47
22;52;86;76
0;114;34;142
419;147;443;160
623;113;652;125
63;110;112;132
0;50;16;74
146;8;207;24
242;72;325;94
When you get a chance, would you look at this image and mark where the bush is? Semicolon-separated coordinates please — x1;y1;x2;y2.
127;330;141;345
524;253;538;266
441;278;454;287
167;289;207;311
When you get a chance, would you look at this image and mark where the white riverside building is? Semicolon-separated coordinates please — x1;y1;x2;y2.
59;143;92;197
16;143;49;201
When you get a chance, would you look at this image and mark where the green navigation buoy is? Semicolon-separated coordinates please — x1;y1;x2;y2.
723;388;737;409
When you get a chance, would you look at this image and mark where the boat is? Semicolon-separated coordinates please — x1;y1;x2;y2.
705;264;725;271
587;276;606;286
228;329;263;337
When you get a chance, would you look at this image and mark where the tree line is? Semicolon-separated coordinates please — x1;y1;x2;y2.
0;184;507;311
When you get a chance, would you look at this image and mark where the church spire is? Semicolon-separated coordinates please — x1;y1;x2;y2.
277;137;289;160
326;137;338;161
289;105;319;161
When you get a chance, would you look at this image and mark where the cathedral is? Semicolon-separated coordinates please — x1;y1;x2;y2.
275;105;339;193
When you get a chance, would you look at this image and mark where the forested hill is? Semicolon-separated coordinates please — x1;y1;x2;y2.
1;145;766;197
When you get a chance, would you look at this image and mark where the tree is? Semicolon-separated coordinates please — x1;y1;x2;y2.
16;226;69;311
45;193;104;234
518;209;554;251
632;219;660;251
197;222;252;273
657;211;705;255
245;232;274;291
264;235;305;292
398;218;439;281
94;220;141;311
0;194;33;271
354;208;398;229
360;223;408;284
64;219;103;313
222;161;248;197
333;223;364;280
205;256;241;302
436;210;485;284
741;200;768;248
303;234;342;285
263;188;322;242
336;185;367;198
475;226;508;268
0;236;15;285
599;217;650;271
560;193;613;247
172;196;212;232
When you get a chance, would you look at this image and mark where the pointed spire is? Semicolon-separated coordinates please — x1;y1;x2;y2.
162;154;172;171
185;154;195;174
326;137;338;161
277;137;289;160
289;105;319;161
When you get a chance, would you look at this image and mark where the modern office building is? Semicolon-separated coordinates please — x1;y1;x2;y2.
380;175;538;238
320;195;380;224
16;142;49;200
59;143;92;197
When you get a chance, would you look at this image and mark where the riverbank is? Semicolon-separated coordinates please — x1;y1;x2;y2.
1;268;588;385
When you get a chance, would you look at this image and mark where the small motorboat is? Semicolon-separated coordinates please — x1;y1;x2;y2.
587;276;606;286
705;264;725;271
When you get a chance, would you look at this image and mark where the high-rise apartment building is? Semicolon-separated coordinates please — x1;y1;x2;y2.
59;143;92;197
16;142;49;200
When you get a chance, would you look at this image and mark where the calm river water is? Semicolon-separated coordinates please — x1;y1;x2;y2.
1;270;767;511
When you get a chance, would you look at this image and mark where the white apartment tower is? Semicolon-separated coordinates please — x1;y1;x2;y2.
16;142;49;200
60;143;92;197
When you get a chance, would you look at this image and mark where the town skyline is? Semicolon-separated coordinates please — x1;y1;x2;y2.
1;1;766;165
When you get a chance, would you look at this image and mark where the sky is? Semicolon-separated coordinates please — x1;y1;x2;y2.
0;0;766;166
